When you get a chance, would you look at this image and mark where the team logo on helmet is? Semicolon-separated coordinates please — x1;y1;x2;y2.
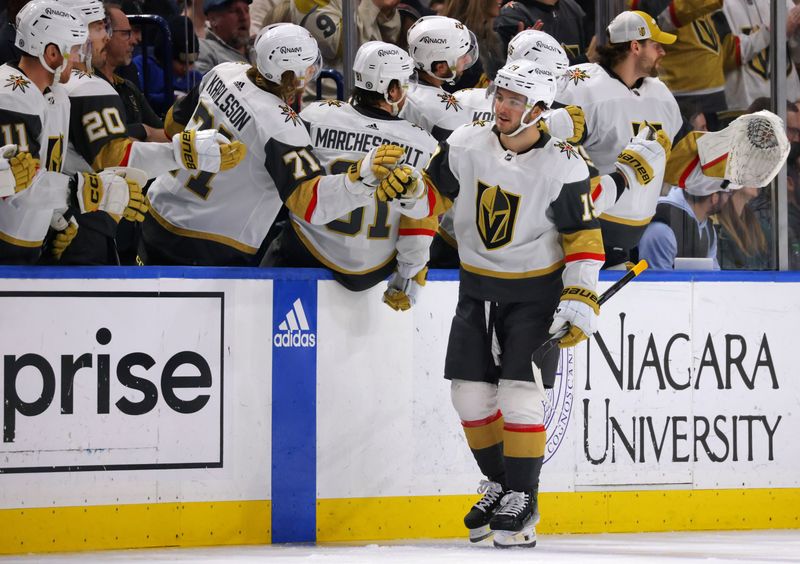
555;140;578;159
4;74;31;93
279;104;301;126
566;68;589;85
476;181;520;250
438;92;462;112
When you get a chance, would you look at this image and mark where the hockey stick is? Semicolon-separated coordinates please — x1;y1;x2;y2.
531;259;649;362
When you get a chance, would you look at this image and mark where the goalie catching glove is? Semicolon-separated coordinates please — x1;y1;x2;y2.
71;169;148;223
0;145;39;198
548;286;600;348
172;129;247;174
346;144;406;194
383;267;427;311
615;123;671;189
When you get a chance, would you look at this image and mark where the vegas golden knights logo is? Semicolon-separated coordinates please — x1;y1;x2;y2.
45;135;63;172
692;18;719;53
476;181;520;250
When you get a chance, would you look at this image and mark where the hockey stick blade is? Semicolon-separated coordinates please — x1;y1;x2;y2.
532;260;649;362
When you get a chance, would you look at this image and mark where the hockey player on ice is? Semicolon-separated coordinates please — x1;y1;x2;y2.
374;57;670;548
263;41;439;310
142;24;410;266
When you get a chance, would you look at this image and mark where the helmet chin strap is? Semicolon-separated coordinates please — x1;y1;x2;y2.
39;50;69;77
506;107;543;137
385;90;407;116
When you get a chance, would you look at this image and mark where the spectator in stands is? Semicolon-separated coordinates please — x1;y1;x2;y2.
722;0;800;114
716;186;771;269
494;0;593;65
638;178;732;270
249;0;279;35
197;0;255;74
442;0;504;83
0;0;29;65
134;16;202;112
184;0;208;39
96;3;166;142
290;0;402;100
428;0;445;15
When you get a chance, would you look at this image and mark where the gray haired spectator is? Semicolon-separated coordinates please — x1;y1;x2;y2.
196;0;255;74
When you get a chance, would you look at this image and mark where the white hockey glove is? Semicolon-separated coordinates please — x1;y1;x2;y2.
72;170;144;223
346;144;405;194
172;129;247;174
103;167;149;222
545;105;585;144
548;286;600;348
49;210;79;260
383;267;427;311
615;124;671;190
0;144;39;198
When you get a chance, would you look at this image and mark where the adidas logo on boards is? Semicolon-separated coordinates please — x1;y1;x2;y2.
233;80;245;91
273;298;316;348
366;123;379;130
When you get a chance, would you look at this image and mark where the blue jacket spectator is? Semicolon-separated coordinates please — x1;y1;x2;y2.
133;15;202;114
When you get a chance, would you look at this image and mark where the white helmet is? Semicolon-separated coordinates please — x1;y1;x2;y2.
507;30;569;73
15;1;88;75
58;0;106;25
406;16;479;84
353;41;414;115
489;59;557;136
255;23;322;87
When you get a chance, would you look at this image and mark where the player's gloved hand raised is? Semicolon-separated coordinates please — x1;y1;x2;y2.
383;267;427;311
347;144;405;190
376;164;425;202
172;129;247;174
548;286;600;348
0;144;39;198
544;106;585;144
615;122;671;189
49;210;78;260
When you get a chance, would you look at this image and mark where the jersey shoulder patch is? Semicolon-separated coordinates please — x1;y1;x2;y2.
437;92;463;112
552;139;580;160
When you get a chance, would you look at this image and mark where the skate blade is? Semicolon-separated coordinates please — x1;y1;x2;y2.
468;524;493;543
492;527;537;548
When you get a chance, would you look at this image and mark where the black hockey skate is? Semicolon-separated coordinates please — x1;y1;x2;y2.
463;480;505;542
489;490;540;548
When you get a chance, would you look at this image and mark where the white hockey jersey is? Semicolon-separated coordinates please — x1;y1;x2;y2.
557;63;683;175
0;64;70;261
722;0;800;112
399;81;471;141
144;62;375;266
292;100;438;283
424;122;603;302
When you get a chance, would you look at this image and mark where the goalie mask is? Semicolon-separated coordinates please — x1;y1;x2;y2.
353;41;414;116
15;0;88;76
696;110;791;187
488;59;557;137
255;23;322;88
406;16;479;85
507;30;569;74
